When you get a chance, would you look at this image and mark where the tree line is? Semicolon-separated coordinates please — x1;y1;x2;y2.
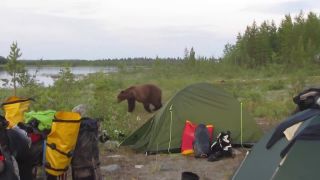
223;11;320;68
1;47;217;67
2;12;320;69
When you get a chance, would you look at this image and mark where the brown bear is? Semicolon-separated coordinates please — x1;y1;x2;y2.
117;84;162;113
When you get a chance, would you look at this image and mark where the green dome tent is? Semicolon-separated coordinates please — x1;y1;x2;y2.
232;109;320;180
121;83;262;153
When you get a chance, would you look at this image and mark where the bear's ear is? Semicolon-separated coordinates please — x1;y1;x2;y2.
120;90;124;94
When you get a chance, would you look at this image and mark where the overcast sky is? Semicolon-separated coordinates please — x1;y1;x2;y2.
0;0;319;59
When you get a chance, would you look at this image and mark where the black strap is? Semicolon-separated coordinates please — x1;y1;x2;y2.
1;98;34;106
45;162;69;172
46;143;73;158
53;119;81;123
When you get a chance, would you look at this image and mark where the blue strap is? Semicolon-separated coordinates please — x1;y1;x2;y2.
42;140;47;179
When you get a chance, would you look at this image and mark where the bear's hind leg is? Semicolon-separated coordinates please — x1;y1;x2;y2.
153;97;162;111
153;103;162;111
143;103;152;113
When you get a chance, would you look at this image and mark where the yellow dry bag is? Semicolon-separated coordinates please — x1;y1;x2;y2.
45;111;81;176
1;96;32;128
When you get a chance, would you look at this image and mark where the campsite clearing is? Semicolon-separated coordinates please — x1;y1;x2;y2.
99;117;273;180
100;146;247;180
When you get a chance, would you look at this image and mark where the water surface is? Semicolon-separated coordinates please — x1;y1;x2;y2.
0;66;117;87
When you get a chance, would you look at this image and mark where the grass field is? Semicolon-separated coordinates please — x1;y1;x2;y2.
1;61;320;139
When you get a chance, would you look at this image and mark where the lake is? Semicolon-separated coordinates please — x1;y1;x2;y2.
0;66;118;87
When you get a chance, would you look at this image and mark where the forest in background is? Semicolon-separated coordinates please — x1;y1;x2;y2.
223;11;320;68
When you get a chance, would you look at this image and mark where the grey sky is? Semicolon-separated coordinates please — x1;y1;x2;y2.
0;0;319;59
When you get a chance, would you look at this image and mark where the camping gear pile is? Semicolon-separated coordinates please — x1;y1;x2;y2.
181;121;233;161
233;88;320;180
0;97;102;180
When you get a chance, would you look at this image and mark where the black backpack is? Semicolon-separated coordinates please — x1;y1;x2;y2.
193;124;211;158
0;115;31;180
71;117;101;180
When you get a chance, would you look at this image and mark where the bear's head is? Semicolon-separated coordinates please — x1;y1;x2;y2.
117;89;134;103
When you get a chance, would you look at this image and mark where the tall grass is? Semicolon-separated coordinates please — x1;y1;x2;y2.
1;61;320;139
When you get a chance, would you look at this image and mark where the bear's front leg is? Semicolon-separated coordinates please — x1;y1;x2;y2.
143;103;152;113
127;99;136;112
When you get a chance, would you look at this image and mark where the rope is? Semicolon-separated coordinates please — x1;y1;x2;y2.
168;104;173;153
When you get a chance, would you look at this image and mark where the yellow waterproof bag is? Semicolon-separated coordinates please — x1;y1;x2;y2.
45;111;81;176
1;96;32;128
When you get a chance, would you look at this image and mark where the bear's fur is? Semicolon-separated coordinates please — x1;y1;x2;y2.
117;84;162;113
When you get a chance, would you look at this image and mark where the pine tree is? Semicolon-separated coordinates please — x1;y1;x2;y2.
5;42;25;96
184;48;189;60
278;14;294;64
304;12;320;58
256;21;273;66
189;47;196;66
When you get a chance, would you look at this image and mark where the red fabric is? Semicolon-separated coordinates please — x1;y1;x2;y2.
207;126;214;142
28;133;42;143
181;120;214;155
0;155;4;161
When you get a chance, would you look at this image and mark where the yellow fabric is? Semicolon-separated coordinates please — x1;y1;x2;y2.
45;111;81;176
181;149;194;155
2;96;31;128
283;122;302;141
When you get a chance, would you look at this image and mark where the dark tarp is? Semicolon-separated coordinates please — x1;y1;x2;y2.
233;112;320;180
273;141;320;180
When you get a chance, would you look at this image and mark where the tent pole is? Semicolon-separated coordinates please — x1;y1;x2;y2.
241;102;243;148
168;105;173;153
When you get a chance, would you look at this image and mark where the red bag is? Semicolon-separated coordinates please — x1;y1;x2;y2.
181;120;214;155
28;133;42;143
0;155;4;161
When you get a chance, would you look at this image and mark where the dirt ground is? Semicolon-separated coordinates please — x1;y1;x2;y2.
98;118;273;180
99;147;247;180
